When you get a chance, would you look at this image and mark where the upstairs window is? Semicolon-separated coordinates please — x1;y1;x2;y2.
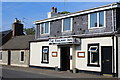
99;11;104;27
40;22;50;34
89;11;105;28
90;13;97;27
62;18;72;32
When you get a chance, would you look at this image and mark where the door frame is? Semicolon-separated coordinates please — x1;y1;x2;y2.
101;46;112;74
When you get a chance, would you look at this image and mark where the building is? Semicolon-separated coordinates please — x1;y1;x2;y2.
30;3;120;77
0;18;34;67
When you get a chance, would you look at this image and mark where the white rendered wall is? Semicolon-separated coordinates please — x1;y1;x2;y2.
76;37;113;72
30;41;60;68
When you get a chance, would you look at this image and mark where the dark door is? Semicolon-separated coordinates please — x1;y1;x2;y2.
60;47;70;71
101;46;112;74
8;50;11;65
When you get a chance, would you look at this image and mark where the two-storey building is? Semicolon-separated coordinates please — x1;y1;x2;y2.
30;3;120;77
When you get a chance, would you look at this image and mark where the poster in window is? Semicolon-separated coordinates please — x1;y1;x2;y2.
77;52;85;58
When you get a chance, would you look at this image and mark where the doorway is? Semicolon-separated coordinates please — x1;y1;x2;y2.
101;46;112;74
60;47;70;71
8;50;11;65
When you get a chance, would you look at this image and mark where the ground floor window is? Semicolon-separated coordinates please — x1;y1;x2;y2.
0;51;2;60
41;46;49;63
20;51;24;62
87;43;100;67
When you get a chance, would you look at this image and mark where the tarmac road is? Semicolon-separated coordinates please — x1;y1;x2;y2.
0;65;118;80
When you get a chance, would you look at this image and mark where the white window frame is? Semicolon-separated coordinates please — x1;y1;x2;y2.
20;50;25;62
42;48;49;62
0;51;2;61
62;17;73;32
88;11;106;29
40;22;50;35
41;46;49;63
89;46;98;65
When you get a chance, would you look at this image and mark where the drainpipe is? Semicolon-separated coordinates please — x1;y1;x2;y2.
112;36;115;77
111;4;115;76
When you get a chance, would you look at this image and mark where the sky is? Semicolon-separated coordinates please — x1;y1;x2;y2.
1;1;118;31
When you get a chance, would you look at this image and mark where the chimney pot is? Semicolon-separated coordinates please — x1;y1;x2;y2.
52;7;55;13
55;7;57;13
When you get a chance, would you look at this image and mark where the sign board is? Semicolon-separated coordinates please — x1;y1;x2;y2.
77;52;85;58
49;38;74;44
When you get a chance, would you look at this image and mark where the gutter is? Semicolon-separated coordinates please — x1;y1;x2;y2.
34;3;119;24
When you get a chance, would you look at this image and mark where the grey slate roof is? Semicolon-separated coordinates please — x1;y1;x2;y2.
2;35;34;50
0;30;12;47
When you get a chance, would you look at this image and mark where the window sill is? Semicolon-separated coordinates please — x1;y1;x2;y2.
40;33;50;35
41;61;49;64
62;30;72;33
20;61;24;63
88;26;105;30
87;64;100;67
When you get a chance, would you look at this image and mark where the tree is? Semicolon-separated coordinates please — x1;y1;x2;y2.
24;27;35;35
60;11;70;14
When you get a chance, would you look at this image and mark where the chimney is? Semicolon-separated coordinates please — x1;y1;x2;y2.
54;7;57;13
12;18;24;37
51;7;55;13
48;7;60;18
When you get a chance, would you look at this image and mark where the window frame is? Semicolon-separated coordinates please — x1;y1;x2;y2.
40;22;50;35
87;43;100;67
41;46;49;64
88;11;106;29
62;17;73;32
20;51;25;62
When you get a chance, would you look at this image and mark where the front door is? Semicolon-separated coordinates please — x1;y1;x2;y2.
8;50;11;65
101;46;112;74
60;47;70;71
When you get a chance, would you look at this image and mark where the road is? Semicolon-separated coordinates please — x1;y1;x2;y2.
2;68;58;78
0;65;118;80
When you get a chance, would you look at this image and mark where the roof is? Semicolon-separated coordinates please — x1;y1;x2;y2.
35;2;120;24
0;30;12;47
0;30;12;39
1;35;34;50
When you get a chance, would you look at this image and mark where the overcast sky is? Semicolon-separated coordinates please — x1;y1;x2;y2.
1;1;118;31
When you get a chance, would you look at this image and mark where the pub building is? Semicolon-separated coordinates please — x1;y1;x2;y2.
30;3;120;77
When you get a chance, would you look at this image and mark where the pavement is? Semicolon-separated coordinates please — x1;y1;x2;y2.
0;65;117;79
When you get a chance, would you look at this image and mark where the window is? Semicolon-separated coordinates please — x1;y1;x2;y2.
89;11;105;28
0;51;2;60
87;43;100;67
41;23;44;34
99;11;104;27
41;46;49;63
20;51;24;62
90;13;97;28
40;22;50;34
62;18;72;32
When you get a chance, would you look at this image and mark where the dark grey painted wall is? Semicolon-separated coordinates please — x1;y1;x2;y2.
116;8;120;32
36;9;118;39
50;20;62;37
